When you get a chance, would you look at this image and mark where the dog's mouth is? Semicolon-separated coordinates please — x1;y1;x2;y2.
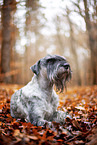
54;65;72;92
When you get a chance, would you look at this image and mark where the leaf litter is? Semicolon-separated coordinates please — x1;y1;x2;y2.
0;84;97;145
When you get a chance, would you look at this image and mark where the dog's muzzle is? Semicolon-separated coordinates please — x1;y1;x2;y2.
57;63;71;80
54;62;71;92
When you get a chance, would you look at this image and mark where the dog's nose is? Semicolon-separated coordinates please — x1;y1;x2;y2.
64;63;70;70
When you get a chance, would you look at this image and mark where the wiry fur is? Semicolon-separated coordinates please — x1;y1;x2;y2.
10;55;72;126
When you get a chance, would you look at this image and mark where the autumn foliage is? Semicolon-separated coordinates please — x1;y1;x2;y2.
0;84;97;145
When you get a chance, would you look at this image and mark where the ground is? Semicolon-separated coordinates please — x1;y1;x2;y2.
0;84;97;145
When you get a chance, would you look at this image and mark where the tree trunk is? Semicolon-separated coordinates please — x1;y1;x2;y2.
67;9;81;85
83;0;97;84
1;0;12;83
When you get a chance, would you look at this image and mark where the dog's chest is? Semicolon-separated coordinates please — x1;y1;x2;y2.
43;100;55;120
43;91;59;119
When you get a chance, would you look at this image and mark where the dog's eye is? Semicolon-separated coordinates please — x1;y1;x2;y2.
47;58;56;63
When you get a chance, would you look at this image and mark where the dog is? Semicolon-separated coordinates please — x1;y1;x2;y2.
10;55;72;126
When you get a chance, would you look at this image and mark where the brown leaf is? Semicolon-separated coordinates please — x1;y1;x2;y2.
27;135;38;140
0;85;97;145
72;119;83;131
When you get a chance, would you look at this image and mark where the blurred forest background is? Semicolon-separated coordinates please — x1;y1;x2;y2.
0;0;97;86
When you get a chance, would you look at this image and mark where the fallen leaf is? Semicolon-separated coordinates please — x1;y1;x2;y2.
75;106;85;110
27;135;38;140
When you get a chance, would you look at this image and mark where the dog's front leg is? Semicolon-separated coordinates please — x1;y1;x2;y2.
28;108;52;126
52;110;71;124
29;112;45;126
28;98;51;126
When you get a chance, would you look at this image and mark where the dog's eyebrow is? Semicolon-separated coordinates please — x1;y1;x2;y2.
47;57;66;62
56;56;66;61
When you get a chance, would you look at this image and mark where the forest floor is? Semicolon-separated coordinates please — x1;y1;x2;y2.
0;84;97;145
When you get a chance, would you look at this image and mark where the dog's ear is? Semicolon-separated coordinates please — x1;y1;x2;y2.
30;60;40;75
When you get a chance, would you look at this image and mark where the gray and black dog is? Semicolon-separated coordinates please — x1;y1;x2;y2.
10;55;72;126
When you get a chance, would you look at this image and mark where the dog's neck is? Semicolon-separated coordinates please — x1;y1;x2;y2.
32;74;53;96
38;75;53;91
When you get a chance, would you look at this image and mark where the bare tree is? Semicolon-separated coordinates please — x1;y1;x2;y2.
1;0;13;83
23;0;42;84
54;16;65;55
66;8;81;85
72;0;97;84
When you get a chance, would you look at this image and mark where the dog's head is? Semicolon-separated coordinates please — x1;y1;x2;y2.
30;55;72;92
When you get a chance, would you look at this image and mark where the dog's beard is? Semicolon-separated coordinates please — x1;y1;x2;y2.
54;71;71;92
47;62;71;92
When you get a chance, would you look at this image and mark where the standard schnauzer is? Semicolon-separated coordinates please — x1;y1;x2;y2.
10;55;72;126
